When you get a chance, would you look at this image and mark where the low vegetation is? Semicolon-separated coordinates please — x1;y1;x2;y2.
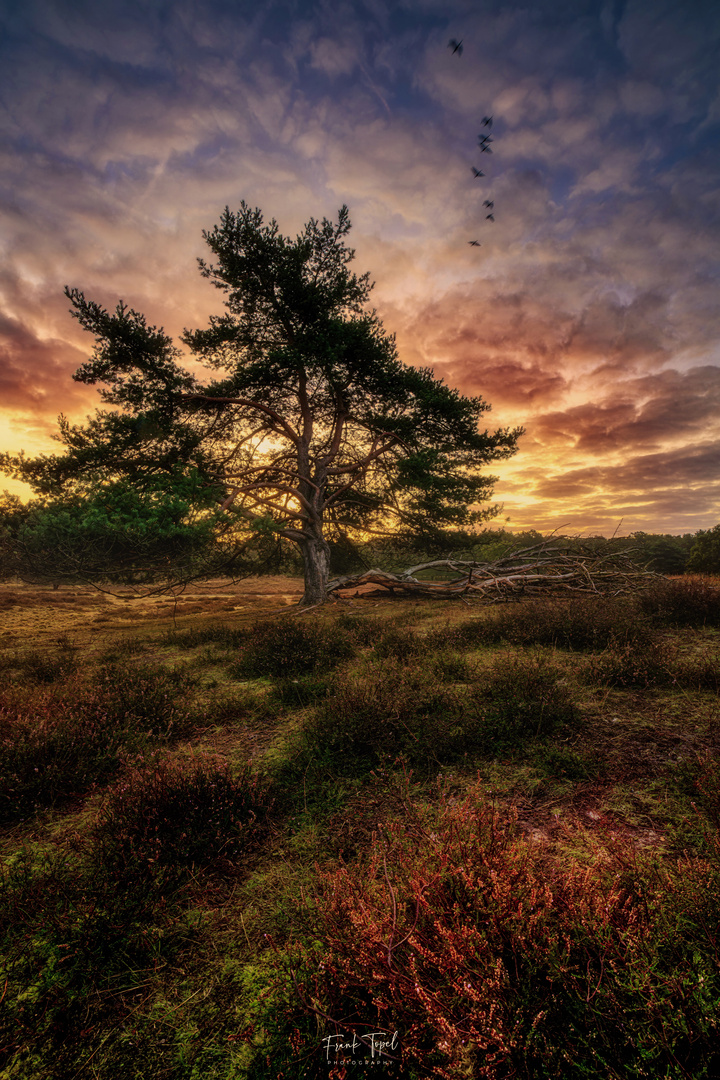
1;574;720;1078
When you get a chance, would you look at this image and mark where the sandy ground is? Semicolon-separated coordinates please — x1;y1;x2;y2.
0;576;306;648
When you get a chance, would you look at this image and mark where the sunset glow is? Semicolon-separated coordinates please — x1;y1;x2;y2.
1;0;719;534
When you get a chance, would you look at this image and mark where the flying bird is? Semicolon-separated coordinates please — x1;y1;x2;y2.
471;167;485;178
468;240;481;246
486;214;495;221
480;144;493;153
478;134;493;145
483;200;494;208
481;116;493;128
448;38;463;55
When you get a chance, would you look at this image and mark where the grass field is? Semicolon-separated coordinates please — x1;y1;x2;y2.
1;575;719;1078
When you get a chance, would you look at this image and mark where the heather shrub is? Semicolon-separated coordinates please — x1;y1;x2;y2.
430;595;649;653
370;625;423;661
638;575;720;627
92;755;273;887
99;634;149;662
94;661;196;734
662;754;720;857
491;595;642;650
472;651;577;753
163;623;249;650
233;618;354;678
337;613;432;659
334;612;389;646
586;636;676;688
280;653;576;791
671;648;720;692
0;664;196;821
293;666;466;779
257;791;720;1079
1;647;79;684
426;616;493;650
430;649;473;683
0;701;125;822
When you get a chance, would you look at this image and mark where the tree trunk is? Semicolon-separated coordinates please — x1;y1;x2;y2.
299;532;331;606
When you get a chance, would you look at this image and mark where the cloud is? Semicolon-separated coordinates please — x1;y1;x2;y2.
309;36;360;77
535;440;720;498
0;0;719;534
491;435;720;536
0;310;90;419
532;366;720;454
618;0;720;101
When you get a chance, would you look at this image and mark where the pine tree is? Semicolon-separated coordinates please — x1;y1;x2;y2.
2;204;522;605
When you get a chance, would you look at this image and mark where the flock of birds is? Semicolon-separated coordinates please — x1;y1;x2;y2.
448;39;496;249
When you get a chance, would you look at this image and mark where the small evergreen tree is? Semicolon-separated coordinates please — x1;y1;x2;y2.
0;476;237;586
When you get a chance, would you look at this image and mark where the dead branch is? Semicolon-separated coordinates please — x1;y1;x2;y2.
326;540;660;601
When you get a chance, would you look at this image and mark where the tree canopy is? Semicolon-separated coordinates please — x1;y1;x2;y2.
687;524;720;575
1;204;522;604
0;476;230;587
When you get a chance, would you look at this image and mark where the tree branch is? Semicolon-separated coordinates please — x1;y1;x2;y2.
325;438;399;478
241;482;313;513
185;395;300;445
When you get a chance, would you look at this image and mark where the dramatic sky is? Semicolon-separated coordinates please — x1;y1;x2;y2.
1;0;719;535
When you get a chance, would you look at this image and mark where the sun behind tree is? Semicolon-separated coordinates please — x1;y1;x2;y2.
2;205;522;605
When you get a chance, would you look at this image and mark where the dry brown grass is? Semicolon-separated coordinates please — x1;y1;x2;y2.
0;576;305;647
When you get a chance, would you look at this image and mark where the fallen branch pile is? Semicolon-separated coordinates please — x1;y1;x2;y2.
327;540;659;601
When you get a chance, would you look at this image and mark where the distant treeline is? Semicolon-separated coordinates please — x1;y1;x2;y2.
1;486;719;586
331;526;719;578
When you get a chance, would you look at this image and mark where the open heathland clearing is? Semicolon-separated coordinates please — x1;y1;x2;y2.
1;574;720;1079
